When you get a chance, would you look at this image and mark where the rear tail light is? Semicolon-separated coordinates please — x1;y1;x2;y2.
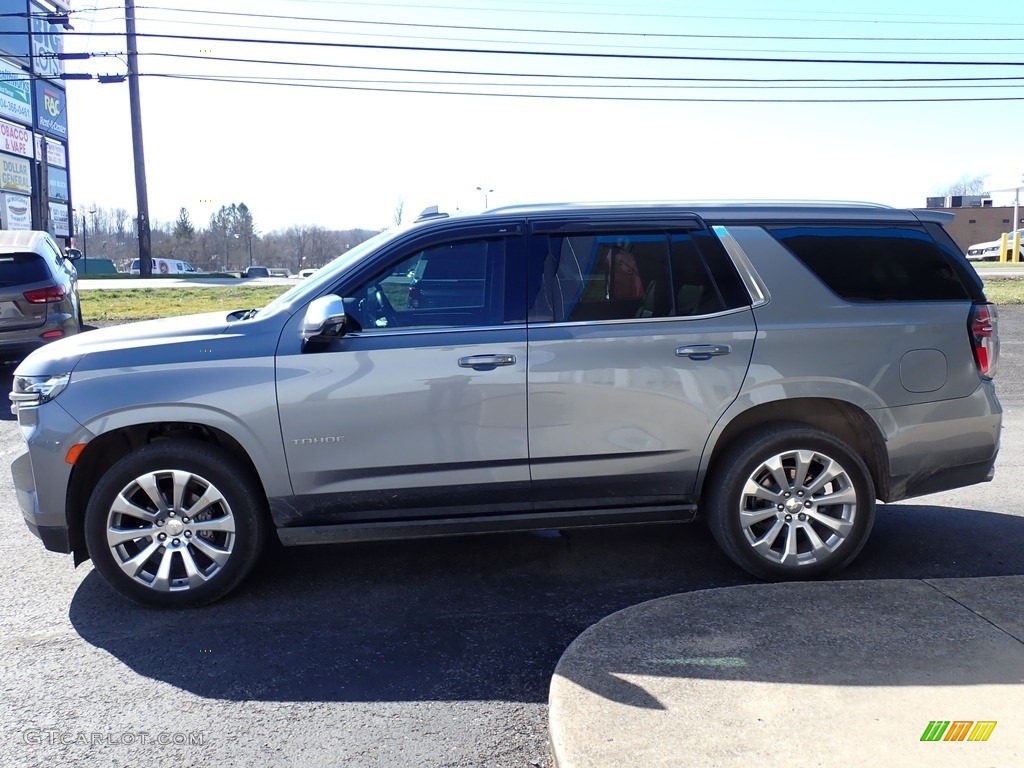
23;284;66;304
969;302;998;379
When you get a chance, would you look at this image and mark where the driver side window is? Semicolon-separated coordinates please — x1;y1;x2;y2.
347;238;504;332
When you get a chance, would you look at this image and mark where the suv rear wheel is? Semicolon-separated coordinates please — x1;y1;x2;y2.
84;441;267;607
706;423;875;580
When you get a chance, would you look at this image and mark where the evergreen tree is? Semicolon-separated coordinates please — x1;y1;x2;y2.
173;207;195;240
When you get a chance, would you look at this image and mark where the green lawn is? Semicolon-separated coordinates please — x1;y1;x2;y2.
979;279;1024;305
81;286;291;322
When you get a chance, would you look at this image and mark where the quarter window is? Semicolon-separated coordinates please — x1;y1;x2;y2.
768;225;970;302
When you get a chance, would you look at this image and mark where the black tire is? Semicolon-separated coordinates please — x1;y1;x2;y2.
84;440;267;607
705;422;875;581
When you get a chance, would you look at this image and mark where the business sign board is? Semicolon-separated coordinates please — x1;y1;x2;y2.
0;152;31;193
49;201;69;236
31;2;64;81
35;134;66;168
0;59;32;125
0;118;32;158
34;79;67;139
2;192;32;229
0;8;31;66
48;166;67;200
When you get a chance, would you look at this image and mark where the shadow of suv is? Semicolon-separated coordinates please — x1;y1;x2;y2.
0;230;82;363
9;202;1002;606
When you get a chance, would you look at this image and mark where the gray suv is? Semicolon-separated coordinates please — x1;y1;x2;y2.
10;203;1002;606
0;230;82;362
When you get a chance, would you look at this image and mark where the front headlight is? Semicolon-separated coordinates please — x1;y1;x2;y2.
10;373;71;408
984;246;1000;254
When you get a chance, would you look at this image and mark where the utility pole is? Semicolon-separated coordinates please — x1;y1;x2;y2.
125;0;152;277
80;211;87;274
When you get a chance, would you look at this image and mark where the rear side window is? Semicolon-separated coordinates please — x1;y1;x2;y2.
529;229;750;322
0;252;49;286
768;225;969;302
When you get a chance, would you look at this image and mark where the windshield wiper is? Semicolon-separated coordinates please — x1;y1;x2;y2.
228;308;260;321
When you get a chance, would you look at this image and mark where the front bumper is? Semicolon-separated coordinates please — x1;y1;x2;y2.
10;400;92;554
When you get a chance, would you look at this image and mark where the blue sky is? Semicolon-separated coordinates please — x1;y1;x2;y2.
60;0;1024;232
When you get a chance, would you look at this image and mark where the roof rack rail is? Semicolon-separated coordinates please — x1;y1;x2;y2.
484;199;893;215
415;205;450;222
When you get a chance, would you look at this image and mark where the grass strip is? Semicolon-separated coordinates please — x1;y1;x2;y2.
81;286;291;322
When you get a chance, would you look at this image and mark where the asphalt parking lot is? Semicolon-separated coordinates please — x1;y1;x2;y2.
1;306;1022;768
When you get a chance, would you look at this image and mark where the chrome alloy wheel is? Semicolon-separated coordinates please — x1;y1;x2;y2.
737;449;857;568
104;469;237;592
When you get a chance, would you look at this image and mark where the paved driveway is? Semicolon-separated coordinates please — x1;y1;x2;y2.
1;307;1021;768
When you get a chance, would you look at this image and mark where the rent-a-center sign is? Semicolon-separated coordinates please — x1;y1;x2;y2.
34;80;67;139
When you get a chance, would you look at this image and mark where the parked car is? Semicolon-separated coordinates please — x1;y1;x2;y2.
130;258;199;275
0;230;82;362
10;202;1001;606
966;228;1024;261
243;266;271;278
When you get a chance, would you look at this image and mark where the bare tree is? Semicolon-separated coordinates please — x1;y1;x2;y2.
113;208;129;242
306;225;338;268
942;174;987;196
393;197;405;227
286;225;313;273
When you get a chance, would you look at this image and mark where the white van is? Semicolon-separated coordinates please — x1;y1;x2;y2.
129;258;199;275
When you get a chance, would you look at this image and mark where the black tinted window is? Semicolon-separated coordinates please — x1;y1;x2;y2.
693;230;751;309
768;225;969;301
0;252;49;286
530;229;750;322
348;238;503;331
670;232;753;316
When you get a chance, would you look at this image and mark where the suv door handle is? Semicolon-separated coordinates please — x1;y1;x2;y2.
675;344;731;361
458;354;517;370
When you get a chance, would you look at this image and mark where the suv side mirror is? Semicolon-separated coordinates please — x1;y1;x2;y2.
301;295;347;344
64;247;83;262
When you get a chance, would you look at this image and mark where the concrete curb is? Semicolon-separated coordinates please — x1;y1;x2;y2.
549;576;1024;767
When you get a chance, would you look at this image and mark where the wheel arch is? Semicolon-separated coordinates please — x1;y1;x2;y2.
66;422;266;563
700;397;890;503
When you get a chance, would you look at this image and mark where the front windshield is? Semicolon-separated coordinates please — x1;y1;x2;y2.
255;228;403;317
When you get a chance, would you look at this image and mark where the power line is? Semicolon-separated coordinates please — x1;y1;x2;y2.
134;0;1024;28
132;4;1024;43
148;71;1024;102
139;71;1024;91
116;15;1024;58
136;50;1024;85
50;29;1024;67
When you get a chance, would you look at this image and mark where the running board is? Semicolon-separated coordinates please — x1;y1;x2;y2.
275;505;698;546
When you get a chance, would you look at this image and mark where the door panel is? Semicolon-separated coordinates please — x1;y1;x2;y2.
527;311;756;507
524;224;756;510
274;229;531;524
276;327;529;521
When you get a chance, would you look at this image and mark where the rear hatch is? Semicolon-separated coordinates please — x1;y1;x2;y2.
0;251;54;331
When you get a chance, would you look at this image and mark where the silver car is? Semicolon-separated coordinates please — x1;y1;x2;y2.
10;203;1002;606
0;230;82;362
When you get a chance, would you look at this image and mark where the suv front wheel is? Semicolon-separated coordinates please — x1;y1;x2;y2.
84;441;267;607
706;423;875;580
